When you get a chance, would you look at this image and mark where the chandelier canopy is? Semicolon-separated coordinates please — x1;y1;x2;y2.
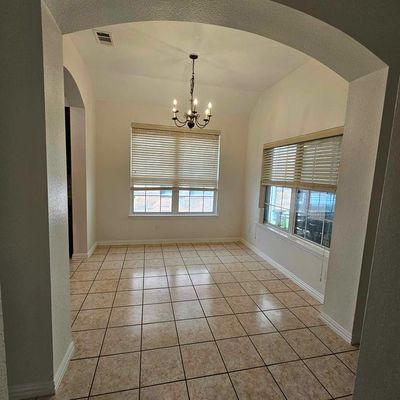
172;54;213;129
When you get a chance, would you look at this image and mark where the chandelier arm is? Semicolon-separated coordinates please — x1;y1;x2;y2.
173;118;188;128
195;119;209;129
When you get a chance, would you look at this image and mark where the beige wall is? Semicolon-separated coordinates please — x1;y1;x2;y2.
95;99;249;243
323;67;388;337
0;286;8;400
243;59;348;295
63;36;97;252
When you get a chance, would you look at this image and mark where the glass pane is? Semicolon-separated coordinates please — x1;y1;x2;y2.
160;196;172;212
160;190;172;197
190;190;204;197
294;213;306;237
179;196;190;212
145;196;160;212
146;190;160;196
266;205;281;227
279;208;290;230
308;191;322;219
322;220;333;247
133;195;145;212
134;190;145;196
281;187;292;210
204;191;214;197
180;190;190;197
203;196;214;212
305;217;323;245
190;196;203;212
296;190;308;213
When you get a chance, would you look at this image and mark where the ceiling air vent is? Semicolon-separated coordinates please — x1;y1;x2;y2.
94;30;113;46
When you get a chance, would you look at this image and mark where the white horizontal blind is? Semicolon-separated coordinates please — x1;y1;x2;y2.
262;135;342;192
131;125;220;190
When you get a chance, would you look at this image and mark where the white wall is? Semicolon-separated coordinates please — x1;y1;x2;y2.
63;36;97;252
243;59;349;296
95;99;249;243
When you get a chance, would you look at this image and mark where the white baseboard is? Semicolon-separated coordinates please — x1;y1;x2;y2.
9;341;75;399
240;238;324;304
320;312;353;344
9;381;54;400
96;237;242;246
54;341;75;390
72;242;97;260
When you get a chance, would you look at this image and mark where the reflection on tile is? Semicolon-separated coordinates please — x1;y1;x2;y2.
251;294;285;310
194;284;223;299
269;361;330;400
230;367;285;400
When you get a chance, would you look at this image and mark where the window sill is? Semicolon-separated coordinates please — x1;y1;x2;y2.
129;213;219;218
256;222;329;258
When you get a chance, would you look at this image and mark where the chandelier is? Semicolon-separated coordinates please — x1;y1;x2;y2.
172;54;213;129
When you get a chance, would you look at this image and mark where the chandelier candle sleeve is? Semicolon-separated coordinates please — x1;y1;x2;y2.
171;54;213;129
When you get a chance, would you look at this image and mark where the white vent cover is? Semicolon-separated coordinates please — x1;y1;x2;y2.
94;30;113;46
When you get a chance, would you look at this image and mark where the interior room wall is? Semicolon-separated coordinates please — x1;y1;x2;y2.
95;97;250;243
63;36;97;253
242;59;349;296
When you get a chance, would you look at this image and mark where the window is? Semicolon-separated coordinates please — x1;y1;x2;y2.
261;127;343;248
130;123;220;214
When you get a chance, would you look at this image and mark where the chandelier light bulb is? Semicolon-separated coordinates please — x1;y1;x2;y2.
194;98;198;106
208;102;212;109
205;109;210;116
187;109;192;115
172;107;177;113
173;99;177;106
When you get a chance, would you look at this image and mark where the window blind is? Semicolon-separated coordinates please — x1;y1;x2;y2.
261;132;342;192
131;123;220;190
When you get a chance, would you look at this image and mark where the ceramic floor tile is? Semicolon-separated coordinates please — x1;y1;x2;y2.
252;270;277;281
170;286;198;301
297;290;322;306
142;321;179;350
310;326;358;353
176;318;213;344
290;306;323;327
108;305;142;327
251;294;285;310
95;270;122;280
240;281;269;295
91;352;140;395
190;273;215;285
230;367;285;400
200;298;234;316
143;302;174;324
207;315;247;339
72;329;105;359
72;309;111;331
89;389;139;399
71;270;97;281
236;312;276;335
90;280;119;293
141;381;188;400
217;336;263;371
113;290;143;307
118;278;143;291
269;361;331;400
167;274;192;286
226;296;259;313
282;328;331;358
70;281;92;295
101;325;141;355
264;309;305;331
141;346;185;386
143;276;168;289
143;288;171;304
275;292;309;307
181;341;226;378
173;300;204;320
82;292;115;310
194;284;223;299
218;283;247;297
71;294;86;311
251;332;299;365
55;358;97;399
305;355;355;397
187;374;237;400
120;268;144;279
337;350;359;373
262;280;292;293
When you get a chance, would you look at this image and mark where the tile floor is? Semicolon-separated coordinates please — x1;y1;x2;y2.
44;242;359;399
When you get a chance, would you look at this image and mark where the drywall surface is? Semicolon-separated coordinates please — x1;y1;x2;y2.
41;0;72;381
243;59;348;294
0;0;54;391
95;99;249;243
323;67;388;336
63;36;97;252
